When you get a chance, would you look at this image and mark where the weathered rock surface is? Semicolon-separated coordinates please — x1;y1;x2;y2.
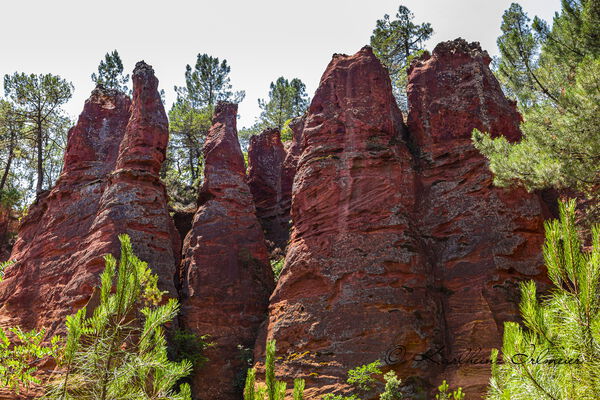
0;206;16;262
280;116;305;240
0;62;178;336
247;128;289;251
180;102;274;400
93;62;180;297
247;117;306;254
0;86;131;334
406;39;549;396
258;40;549;398
258;46;436;398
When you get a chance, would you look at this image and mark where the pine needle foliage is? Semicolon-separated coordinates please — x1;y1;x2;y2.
0;327;59;393
380;371;403;400
487;200;600;400
243;339;306;400
473;1;600;220
45;234;192;400
435;380;464;400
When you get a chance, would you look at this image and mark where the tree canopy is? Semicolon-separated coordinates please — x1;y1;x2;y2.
164;54;245;205
474;0;600;221
256;77;309;130
3;72;73;198
91;50;130;93
370;5;433;110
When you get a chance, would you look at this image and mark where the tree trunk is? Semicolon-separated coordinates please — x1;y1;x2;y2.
0;146;14;193
36;119;44;196
188;147;196;186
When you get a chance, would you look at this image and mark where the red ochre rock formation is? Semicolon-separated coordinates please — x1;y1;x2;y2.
0;62;179;338
0;206;17;262
247;128;289;251
258;40;549;398
406;39;548;396
258;46;436;398
281;116;305;205
179;102;274;400
247;116;306;254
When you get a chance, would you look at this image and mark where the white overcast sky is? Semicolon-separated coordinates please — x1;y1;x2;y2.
0;0;560;128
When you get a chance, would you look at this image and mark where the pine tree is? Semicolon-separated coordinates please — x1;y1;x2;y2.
256;77;309;130
243;340;305;400
370;5;433;110
487;200;600;400
165;54;245;204
175;54;245;109
163;98;212;204
0;100;24;202
45;234;192;400
473;1;600;222
495;3;544;108
3;72;73;196
91;50;130;93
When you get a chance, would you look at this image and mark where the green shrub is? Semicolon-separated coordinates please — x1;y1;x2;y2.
435;380;464;400
169;329;212;370
243;339;305;400
45;234;192;400
487;200;600;400
0;327;58;393
271;258;284;281
380;371;403;400
0;260;15;281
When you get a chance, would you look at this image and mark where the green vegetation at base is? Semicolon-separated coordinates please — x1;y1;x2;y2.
487;200;600;400
169;329;212;370
0;327;58;394
243;340;306;400
45;234;192;400
244;343;463;400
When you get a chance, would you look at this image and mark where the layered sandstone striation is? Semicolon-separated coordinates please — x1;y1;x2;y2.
259;46;437;398
406;39;548;396
247;117;306;253
259;40;548;398
0;39;552;400
247;128;288;251
0;62;178;336
179;102;274;400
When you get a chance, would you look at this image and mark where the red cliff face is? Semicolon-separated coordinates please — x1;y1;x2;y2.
406;39;548;396
0;62;178;336
259;40;549;398
0;206;17;262
180;102;274;400
93;62;180;297
259;46;436;398
280;116;305;239
247;128;289;251
247;116;306;253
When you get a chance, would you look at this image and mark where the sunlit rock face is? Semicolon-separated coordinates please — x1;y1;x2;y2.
247;127;290;252
0;62;179;337
179;102;274;400
257;46;435;398
258;40;549;399
406;38;549;397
